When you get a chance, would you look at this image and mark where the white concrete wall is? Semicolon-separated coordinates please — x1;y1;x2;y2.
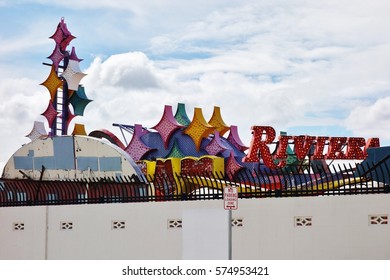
0;206;46;259
1;194;390;260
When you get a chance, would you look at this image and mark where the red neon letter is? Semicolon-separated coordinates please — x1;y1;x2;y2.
244;126;275;162
243;126;287;169
364;138;380;156
275;135;293;160
311;136;328;160
293;135;316;160
345;137;366;159
326;137;347;159
243;126;266;162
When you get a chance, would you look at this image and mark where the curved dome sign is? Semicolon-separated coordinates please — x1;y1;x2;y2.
2;136;145;181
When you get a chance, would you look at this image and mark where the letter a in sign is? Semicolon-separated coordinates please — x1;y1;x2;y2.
224;186;238;210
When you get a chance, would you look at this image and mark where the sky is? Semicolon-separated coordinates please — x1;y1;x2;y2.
1;0;390;171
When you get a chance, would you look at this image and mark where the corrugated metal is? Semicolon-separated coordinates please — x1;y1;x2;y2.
1;159;389;207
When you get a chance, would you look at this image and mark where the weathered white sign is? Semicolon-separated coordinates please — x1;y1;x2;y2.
223;186;238;210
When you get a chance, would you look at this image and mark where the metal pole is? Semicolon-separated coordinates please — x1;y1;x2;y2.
228;208;232;260
61;53;69;135
45;205;49;260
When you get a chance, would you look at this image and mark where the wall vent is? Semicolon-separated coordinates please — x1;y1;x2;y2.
61;222;73;230
232;218;244;227
295;216;312;227
112;220;126;230
13;222;25;231
167;218;243;228
369;215;388;225
168;219;182;228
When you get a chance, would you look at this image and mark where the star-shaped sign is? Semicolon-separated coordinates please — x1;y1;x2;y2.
203;131;228;155
41;65;63;101
47;44;65;71
152;105;184;149
71;123;87;136
41;101;58;128
69;86;92;116
62;60;86;91
226;151;244;181
49;18;75;52
69;46;83;62
26;121;48;141
125;124;154;161
184;108;215;151
208;106;230;136
174;103;191;126
227;125;248;152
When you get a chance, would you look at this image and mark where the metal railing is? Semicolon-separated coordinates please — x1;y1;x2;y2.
1;161;389;207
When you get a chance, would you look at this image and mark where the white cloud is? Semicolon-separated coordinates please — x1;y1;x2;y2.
85;52;161;89
0;35;47;57
81;0;390;144
345;97;390;142
1;0;390;172
0;77;47;171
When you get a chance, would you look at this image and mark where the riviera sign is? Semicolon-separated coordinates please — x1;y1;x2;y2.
243;126;380;169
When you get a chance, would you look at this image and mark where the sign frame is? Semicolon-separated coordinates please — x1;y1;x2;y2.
223;186;238;210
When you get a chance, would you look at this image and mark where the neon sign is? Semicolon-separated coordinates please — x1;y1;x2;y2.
243;126;380;169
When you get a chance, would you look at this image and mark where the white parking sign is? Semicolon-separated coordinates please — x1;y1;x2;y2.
223;186;238;210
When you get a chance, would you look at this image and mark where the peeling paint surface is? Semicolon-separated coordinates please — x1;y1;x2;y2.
2;136;144;180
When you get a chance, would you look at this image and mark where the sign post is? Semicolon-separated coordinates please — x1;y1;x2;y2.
224;186;238;210
224;186;238;260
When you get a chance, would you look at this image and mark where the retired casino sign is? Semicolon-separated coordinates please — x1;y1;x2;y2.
243;126;380;169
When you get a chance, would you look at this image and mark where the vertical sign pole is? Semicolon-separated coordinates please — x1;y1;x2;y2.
224;186;237;260
228;208;232;260
61;53;69;135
